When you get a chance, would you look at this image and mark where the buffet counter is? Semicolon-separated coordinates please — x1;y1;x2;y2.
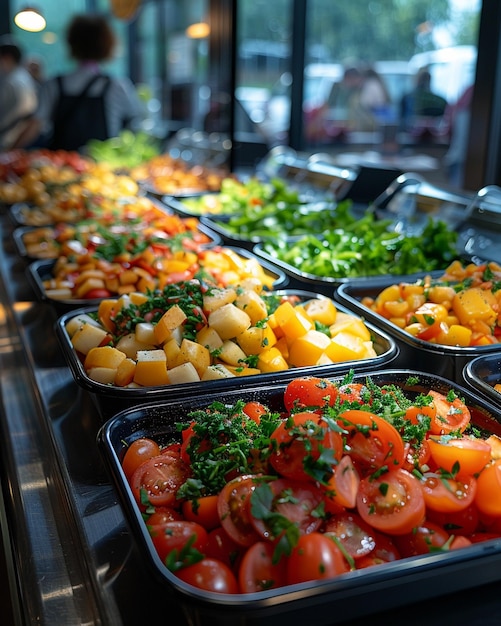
1;200;501;626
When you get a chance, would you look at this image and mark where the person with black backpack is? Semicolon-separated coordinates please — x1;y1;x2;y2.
28;13;144;152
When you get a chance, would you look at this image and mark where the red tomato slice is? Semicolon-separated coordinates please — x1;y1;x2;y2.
427;390;471;435
338;409;405;473
421;473;477;513
242;401;267;424
427;436;491;475
283;376;339;412
323;512;376;560
122;437;161;480
217;475;262;547
249;478;324;541
238;541;288;593
182;495;221;531
269;411;343;483
426;503;479;536
286;533;348;585
176;558;239;594
324;454;360;511
205;527;244;570
356;468;426;535
130;450;190;510
394;521;450;557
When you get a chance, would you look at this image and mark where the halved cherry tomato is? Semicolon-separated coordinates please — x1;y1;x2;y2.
286;533;348;585
337;382;368;405
238;541;287;592
84;288;113;299
205;527;243;570
324;454;360;511
122;437;160;480
182;495;220;531
249;478;324;541
146;506;183;527
269;412;343;483
405;404;437;427
176;557;239;594
242;401;267;424
394;521;450;557
427;436;491;475
338;410;405;473
149;520;208;564
475;459;501;516
217;475;262;547
426;503;479;536
421;472;477;513
427;390;471;435
130;449;190;510
283;377;339;412
402;439;431;472
324;512;376;560
357;468;425;535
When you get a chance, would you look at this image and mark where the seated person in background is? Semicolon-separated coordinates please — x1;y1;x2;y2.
324;66;377;133
400;67;448;132
359;66;393;126
25;13;144;152
0;36;38;151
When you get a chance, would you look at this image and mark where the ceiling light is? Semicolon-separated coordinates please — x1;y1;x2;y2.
14;7;46;33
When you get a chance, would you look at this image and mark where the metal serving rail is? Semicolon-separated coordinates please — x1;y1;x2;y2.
2;207;501;626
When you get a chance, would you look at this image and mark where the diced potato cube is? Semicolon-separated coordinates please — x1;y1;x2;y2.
75;277;106;299
65;313;101;338
84;346;126;370
167;362;201;385
115;333;156;359
203;288;237;313
201;364;236;380
257;347;289;373
235;290;268;325
303;298;338;326
174;339;211;377
87;367;117;384
218;340;248;366
133;350;170;386
236;325;277;355
154;305;187;344
208;304;251;340
222;365;262;377
196;326;223;352
71;323;110;355
135;322;157;345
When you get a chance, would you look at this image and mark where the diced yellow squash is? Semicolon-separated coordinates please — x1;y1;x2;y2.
196;326;223;352
236;325;277;355
329;313;371;341
288;330;331;367
154;305;187;344
65;313;102;338
235;290;268;325
115;333;156;359
115;358;136;386
87;367;117;384
135;322;157;345
273;301;313;340
274;336;289;359
436;324;473;346
97;299;117;332
201;364;236;380
324;332;367;362
128;292;149;306
167;362;201;385
452;288;497;327
218;340;248;366
174;339;211;377
163;338;182;368
74;277;106;299
71;323;110;355
257;347;289;373
203;288;237;313
239;277;263;294
45;287;73;300
316;353;334;365
133;350;170;386
84;345;127;370
208;304;251;340
303;298;338;326
223;364;262;377
119;269;138;285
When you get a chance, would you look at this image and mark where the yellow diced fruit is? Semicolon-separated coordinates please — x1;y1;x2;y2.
135;322;157;345
303;298;337;326
218;340;248;366
288;330;331;367
274;336;289;359
163;338;181;368
208;304;251;340
236;325;277;355
329;313;371;341
222;364;261;377
154;305;187;344
257;347;289;373
273;301;313;340
97;299;117;332
71;323;111;355
167;362;201;385
203;288;237;313
436;324;473;346
174;339;211;377
129;292;149;306
87;367;117;384
201;364;236;380
65;313;102;338
452;288;497;327
115;333;156;359
114;358;136;386
324;332;367;362
84;346;127;370
235;290;268;325
75;277;106;299
133;350;170;386
196;326;223;352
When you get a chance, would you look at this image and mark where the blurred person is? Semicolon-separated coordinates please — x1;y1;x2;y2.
324;66;376;132
26;13;144;151
443;84;474;189
359;66;393;125
0;35;38;151
25;55;45;86
400;67;447;131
